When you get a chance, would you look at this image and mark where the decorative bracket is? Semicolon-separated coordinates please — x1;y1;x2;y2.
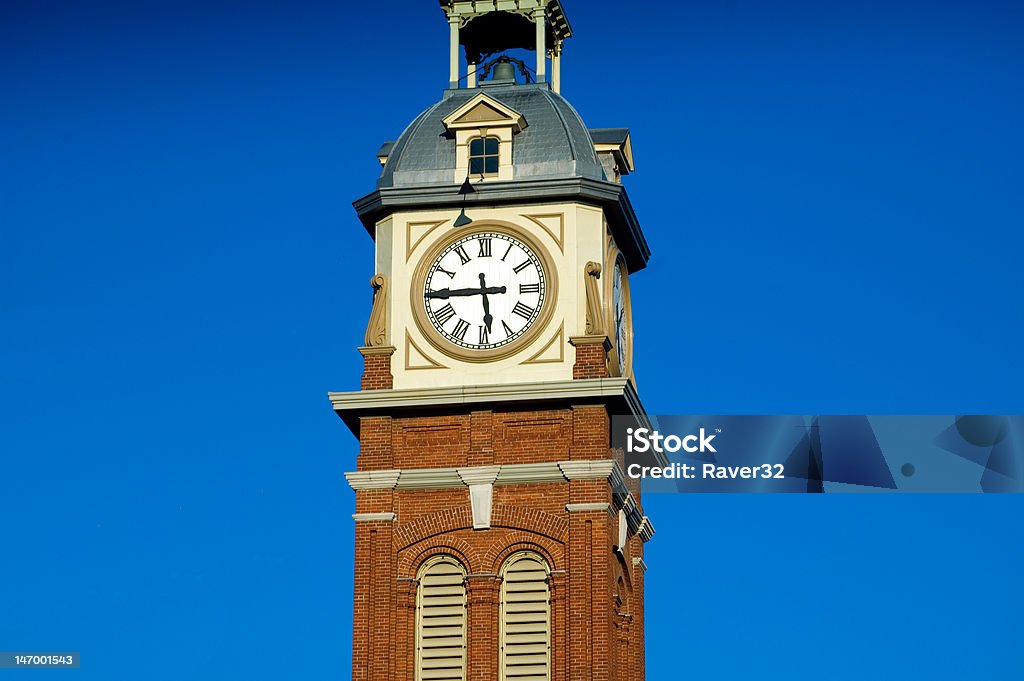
363;274;388;347
583;261;603;335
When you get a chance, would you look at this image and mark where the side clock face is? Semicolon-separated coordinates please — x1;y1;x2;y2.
423;231;547;351
611;257;631;373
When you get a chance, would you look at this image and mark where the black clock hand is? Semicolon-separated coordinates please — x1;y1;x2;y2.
426;285;507;299
479;273;493;332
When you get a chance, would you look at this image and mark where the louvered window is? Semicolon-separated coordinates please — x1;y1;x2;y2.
415;556;467;681
500;553;551;681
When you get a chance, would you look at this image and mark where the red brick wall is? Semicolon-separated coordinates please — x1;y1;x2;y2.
360;352;393;390
349;406;646;681
572;341;610;379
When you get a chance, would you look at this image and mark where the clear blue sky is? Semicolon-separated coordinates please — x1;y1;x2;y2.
2;1;1022;678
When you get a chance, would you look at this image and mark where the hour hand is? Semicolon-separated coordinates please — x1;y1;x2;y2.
425;285;507;299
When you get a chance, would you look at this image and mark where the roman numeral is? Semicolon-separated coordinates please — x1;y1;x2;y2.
519;283;540;294
478;238;492;257
478;325;490;344
454;245;471;264
435;265;455;278
512;302;535;319
452;318;470;341
513;260;531;274
434;303;456;324
502;320;514;337
502;243;514;261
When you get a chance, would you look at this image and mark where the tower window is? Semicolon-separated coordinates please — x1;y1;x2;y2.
500;552;550;681
469;136;500;176
416;556;467;681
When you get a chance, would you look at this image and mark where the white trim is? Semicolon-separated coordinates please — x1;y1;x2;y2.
632;557;648;573
398;467;464;490
352;512;396;522
558;460;615;480
329;377;635;411
495;462;568;485
637;515;655;542
441;92;527;132
345;469;401;490
344;461;656;542
565;502;612;513
469;483;494;529
458;465;501;486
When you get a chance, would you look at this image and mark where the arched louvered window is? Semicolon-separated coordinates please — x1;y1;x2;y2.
416;556;467;681
500;552;551;681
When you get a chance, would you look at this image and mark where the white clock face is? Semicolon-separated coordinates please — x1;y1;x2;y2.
423;231;546;350
612;259;628;371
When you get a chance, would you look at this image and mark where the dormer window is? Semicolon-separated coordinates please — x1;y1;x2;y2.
469;136;500;176
442;92;527;183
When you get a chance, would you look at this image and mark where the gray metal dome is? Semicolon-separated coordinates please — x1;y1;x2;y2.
378;83;605;189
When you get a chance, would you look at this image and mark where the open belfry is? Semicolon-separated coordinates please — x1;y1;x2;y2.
329;2;654;680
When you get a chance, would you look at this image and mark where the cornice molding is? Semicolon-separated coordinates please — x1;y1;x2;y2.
457;465;501;486
328;377;651;437
352;176;650;273
558;460;615;480
345;470;401;490
352;512;397;522
565;502;613;513
344;460;656;543
637;515;655;543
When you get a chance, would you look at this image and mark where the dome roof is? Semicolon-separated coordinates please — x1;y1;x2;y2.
378;83;605;189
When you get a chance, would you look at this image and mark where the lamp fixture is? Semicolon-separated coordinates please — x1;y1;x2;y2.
453;176;477;227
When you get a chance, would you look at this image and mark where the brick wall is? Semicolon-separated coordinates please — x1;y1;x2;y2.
349;405;648;681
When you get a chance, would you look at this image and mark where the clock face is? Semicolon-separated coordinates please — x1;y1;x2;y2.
612;257;630;373
423;231;547;351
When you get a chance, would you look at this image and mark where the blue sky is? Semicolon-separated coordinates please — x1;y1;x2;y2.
2;0;1022;678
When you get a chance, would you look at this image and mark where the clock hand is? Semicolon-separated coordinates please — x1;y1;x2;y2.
479;273;493;332
426;285;507;299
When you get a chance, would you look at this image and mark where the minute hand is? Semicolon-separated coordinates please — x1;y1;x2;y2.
426;286;507;299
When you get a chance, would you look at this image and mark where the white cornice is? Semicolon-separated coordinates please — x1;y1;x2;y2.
329;377;637;413
457;466;501;486
637;515;655;543
558;460;615;480
343;460;656;543
495;462;568;485
565;503;612;513
345;460;622;492
398;467;465;490
352;512;396;522
345;470;401;490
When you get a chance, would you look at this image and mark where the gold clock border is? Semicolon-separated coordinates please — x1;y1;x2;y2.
604;242;633;379
410;220;560;364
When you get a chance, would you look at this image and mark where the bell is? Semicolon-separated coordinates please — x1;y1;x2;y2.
492;60;516;83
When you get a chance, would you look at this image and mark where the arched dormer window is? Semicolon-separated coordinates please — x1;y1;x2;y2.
416;555;467;681
499;552;551;681
469;136;500;176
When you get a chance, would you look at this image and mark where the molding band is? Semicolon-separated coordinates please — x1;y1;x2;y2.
352;512;397;522
345;470;401;490
565;502;612;513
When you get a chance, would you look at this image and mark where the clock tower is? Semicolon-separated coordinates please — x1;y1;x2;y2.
330;3;655;680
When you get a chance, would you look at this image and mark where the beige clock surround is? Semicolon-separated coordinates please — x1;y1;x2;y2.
410;221;559;364
604;244;633;379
